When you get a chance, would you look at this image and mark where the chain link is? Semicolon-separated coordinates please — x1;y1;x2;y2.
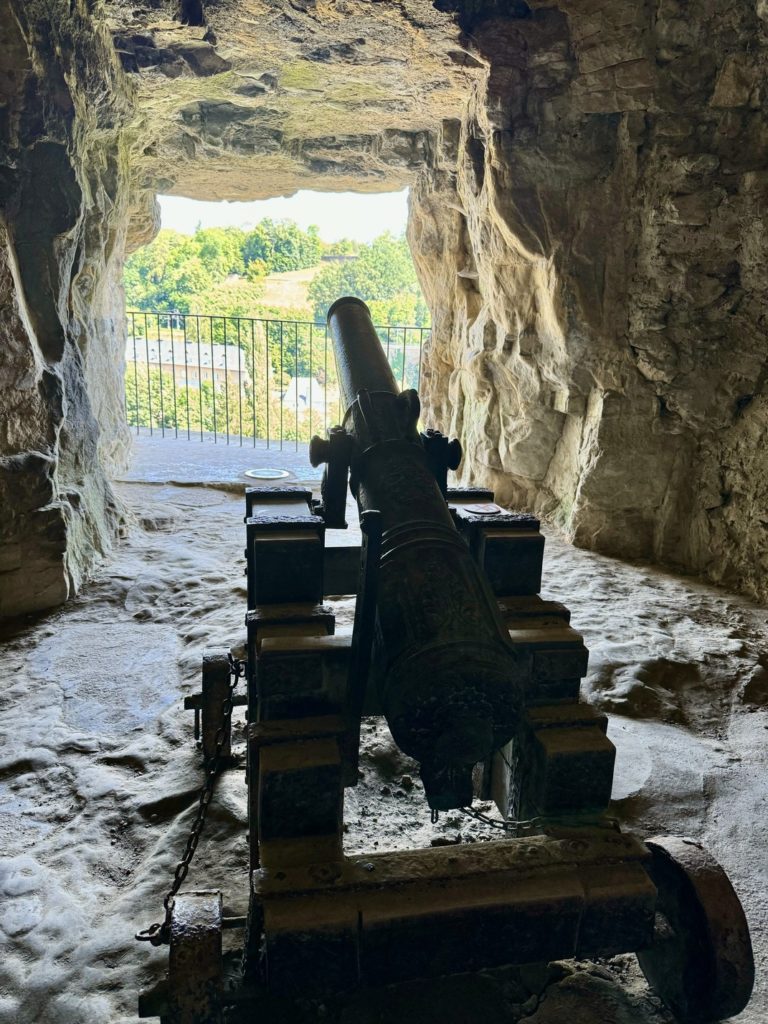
460;805;543;834
136;655;246;946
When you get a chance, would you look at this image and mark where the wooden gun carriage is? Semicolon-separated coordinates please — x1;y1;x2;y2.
139;298;754;1024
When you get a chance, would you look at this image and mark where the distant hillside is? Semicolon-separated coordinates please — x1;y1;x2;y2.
255;265;324;310
125;225;428;327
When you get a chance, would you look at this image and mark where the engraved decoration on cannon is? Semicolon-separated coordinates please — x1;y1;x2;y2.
137;297;755;1024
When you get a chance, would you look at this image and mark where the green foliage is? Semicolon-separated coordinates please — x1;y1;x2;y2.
261;315;336;384
124;230;215;312
367;294;430;329
308;233;430;327
124;221;430;415
324;238;358;257
126;223;429;329
125;220;324;312
195;227;246;278
242;220;322;273
125;351;337;445
245;260;268;282
186;280;266;321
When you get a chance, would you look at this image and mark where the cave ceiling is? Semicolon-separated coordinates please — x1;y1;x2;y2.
105;0;482;201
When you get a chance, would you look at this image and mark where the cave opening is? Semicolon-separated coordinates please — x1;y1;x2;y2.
122;187;431;454
2;0;765;618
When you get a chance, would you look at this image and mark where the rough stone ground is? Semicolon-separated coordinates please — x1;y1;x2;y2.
0;469;766;1023
117;429;322;487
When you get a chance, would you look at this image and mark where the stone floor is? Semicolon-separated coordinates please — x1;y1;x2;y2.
0;436;765;1023
117;429;323;488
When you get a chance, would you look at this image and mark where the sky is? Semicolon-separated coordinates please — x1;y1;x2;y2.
158;189;410;242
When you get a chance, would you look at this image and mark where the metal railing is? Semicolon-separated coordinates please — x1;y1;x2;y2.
125;310;428;448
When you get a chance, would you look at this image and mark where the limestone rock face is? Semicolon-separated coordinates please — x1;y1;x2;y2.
0;1;134;617
0;0;479;619
104;0;479;200
409;1;768;598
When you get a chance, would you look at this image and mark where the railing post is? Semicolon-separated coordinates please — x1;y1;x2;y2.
170;314;178;437
279;320;284;451
183;314;190;440
132;312;139;433
294;322;299;451
309;323;313;445
157;312;165;436
223;316;230;445
237;318;243;445
143;313;152;435
323;323;328;437
266;320;271;449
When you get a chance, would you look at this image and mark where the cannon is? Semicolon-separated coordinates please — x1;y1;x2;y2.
316;296;529;809
138;298;754;1024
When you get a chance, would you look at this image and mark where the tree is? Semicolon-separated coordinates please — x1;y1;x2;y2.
126;225;248;311
243;220;322;273
308;233;430;327
194;227;246;279
124;230;215;311
187;280;266;322
126;225;430;336
324;238;358;257
124;221;432;444
125;325;274;440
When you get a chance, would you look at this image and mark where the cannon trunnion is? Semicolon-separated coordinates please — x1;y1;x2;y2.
139;299;754;1024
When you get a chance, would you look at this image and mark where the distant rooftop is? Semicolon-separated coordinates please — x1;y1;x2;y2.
126;338;248;372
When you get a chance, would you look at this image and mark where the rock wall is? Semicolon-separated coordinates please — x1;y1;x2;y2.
3;0;768;615
103;0;479;201
0;0;135;618
410;0;768;598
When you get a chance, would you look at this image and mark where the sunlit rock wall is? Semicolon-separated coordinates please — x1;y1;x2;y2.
0;1;135;618
410;1;768;598
102;0;478;201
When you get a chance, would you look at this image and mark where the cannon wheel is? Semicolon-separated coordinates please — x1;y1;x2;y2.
163;890;224;1024
637;836;754;1023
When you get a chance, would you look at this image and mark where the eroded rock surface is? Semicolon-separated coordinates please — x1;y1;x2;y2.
0;1;136;616
409;1;768;598
105;0;479;200
1;0;476;617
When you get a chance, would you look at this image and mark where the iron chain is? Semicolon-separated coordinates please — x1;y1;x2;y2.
460;805;543;834
136;654;246;946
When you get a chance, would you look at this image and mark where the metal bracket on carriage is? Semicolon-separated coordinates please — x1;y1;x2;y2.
309;424;353;529
419;427;462;498
183;648;247;763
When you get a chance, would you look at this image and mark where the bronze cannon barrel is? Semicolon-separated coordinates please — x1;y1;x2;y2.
327;297;529;809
